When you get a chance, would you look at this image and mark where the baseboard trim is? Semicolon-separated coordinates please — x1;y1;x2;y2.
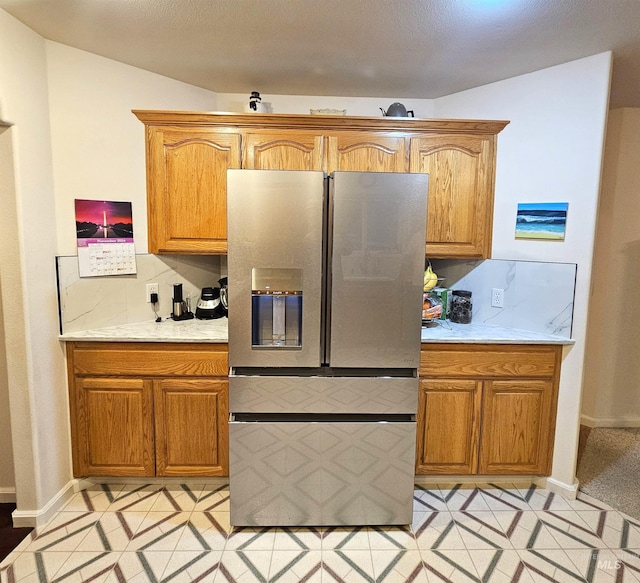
11;479;81;528
0;487;17;503
414;475;579;501
581;414;640;428
414;475;539;486
544;476;579;500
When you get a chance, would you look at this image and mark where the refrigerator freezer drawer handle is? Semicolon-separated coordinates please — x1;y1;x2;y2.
230;413;415;423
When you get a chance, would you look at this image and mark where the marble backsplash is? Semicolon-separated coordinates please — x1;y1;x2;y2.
57;254;226;334
57;254;575;339
431;258;576;338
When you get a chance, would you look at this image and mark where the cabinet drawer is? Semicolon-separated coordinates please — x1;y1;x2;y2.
420;344;561;379
70;342;228;377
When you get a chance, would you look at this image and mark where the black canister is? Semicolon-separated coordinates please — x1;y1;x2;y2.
450;290;472;324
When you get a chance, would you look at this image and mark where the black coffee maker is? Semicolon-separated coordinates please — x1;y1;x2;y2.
195;277;228;319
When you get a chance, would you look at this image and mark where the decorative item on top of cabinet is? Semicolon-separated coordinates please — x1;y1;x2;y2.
66;341;229;477
416;343;561;476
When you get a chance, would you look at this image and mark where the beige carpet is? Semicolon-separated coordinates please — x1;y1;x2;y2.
577;427;640;519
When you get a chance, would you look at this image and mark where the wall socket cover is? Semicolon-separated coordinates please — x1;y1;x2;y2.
491;287;504;308
146;283;159;302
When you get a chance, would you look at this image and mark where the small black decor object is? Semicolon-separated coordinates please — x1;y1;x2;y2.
450;290;472;324
249;91;262;111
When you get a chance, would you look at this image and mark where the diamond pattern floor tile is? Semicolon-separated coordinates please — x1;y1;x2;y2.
371;550;427;582
273;527;323;551
268;549;321;583
2;482;634;583
322;549;375;582
467;549;535;583
414;511;468;551
421;549;480;582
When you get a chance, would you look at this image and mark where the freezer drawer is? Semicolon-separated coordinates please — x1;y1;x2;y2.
229;416;416;526
229;373;418;414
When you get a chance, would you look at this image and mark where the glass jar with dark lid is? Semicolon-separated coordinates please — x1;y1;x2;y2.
450;290;472;324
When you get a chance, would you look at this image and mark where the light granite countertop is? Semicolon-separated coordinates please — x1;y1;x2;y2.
59;317;573;345
60;317;230;343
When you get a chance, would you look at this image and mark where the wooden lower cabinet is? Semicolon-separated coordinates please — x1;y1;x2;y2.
67;342;229;478
479;379;555;474
154;378;228;476
74;377;155;476
416;343;562;476
416;379;481;475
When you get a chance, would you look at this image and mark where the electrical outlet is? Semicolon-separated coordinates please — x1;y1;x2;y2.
146;283;159;303
491;288;504;308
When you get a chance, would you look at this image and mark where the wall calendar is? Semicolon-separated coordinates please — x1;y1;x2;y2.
75;199;137;277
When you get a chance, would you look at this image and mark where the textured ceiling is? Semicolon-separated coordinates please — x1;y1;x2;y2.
1;0;639;108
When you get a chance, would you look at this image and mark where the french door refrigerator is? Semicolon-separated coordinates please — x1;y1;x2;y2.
227;169;428;526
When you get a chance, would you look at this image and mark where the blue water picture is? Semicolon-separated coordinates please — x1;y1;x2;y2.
515;202;568;240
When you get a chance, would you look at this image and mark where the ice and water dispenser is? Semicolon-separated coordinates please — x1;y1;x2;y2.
251;268;303;348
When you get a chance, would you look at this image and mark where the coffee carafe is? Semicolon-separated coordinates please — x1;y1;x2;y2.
218;277;228;317
171;283;194;320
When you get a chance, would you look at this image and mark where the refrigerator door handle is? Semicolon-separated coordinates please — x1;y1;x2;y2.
321;174;335;365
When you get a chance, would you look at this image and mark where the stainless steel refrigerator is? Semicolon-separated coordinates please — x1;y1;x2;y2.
227;169;428;526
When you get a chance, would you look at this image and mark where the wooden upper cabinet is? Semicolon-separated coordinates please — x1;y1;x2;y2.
327;132;407;172
146;126;241;254
410;134;497;258
134;111;508;257
243;130;324;170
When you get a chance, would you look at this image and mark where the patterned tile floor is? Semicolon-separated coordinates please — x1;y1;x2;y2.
1;482;639;582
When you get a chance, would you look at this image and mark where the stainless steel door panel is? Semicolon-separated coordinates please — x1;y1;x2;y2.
229;420;416;526
227;170;325;367
329;172;428;368
229;375;417;414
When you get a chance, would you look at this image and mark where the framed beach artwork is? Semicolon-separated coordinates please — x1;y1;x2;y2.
515;202;568;240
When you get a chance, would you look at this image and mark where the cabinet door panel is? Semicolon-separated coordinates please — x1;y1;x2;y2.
75;377;154;477
479;380;554;474
410;134;495;258
416;379;481;474
243;131;324;170
154;379;229;476
148;127;241;253
327;133;407;172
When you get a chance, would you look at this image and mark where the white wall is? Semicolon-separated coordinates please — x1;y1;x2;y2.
0;126;16;498
47;42;219;256
433;53;612;490
582;108;640;427
0;16;220;523
0;9;64;515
